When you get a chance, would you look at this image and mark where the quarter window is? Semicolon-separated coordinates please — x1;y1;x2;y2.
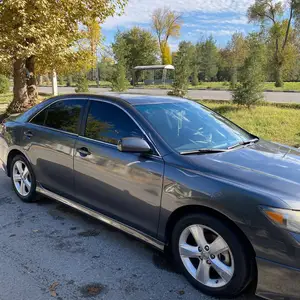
85;101;143;144
30;99;86;134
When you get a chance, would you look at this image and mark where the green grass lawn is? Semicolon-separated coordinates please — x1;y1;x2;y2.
200;100;300;148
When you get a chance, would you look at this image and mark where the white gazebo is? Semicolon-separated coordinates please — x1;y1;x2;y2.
132;65;175;86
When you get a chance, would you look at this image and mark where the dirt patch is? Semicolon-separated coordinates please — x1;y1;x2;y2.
0;196;15;206
47;210;65;221
77;229;101;237
79;283;106;297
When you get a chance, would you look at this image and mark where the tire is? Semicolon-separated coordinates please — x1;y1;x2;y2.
171;213;253;298
10;154;37;202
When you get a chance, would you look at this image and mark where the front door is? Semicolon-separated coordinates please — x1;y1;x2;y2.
22;98;86;199
74;100;164;237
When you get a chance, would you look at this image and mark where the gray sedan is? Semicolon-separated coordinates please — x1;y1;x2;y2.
1;94;300;300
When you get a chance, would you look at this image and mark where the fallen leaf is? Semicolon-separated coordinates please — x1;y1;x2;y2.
50;290;57;297
49;282;59;297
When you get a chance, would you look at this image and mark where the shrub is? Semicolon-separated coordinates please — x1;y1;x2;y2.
171;42;193;97
58;76;65;86
0;74;10;94
191;70;199;86
232;34;266;108
111;62;129;92
75;75;89;93
66;75;73;87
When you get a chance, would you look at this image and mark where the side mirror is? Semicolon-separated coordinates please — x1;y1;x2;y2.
117;137;152;154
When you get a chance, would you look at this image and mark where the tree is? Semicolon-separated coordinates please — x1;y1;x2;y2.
152;7;182;64
197;36;219;81
111;61;129;92
232;34;266;108
170;42;193;97
248;0;300;87
86;19;101;86
226;33;248;86
0;0;126;113
112;27;159;80
98;56;115;82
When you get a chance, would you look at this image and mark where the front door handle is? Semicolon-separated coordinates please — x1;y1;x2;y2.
77;147;91;157
24;130;33;138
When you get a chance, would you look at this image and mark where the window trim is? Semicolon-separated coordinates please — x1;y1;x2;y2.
28;98;87;135
82;98;162;157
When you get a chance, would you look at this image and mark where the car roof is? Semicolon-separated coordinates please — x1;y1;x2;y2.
110;94;189;105
52;93;190;106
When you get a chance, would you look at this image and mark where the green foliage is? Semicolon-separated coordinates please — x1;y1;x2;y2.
66;75;73;87
248;0;300;87
98;57;115;82
112;27;159;78
58;76;65;86
75;74;89;93
111;61;129;92
0;74;9;94
191;68;199;86
170;42;194;97
197;36;219;81
232;34;266;107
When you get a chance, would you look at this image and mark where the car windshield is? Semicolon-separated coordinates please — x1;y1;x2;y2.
135;101;254;153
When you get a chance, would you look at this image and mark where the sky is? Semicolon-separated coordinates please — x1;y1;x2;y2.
101;0;260;51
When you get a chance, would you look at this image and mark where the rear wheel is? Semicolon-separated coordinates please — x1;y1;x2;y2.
11;155;37;202
171;213;253;298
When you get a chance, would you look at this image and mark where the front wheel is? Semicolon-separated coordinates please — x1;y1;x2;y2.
171;213;253;298
11;155;37;202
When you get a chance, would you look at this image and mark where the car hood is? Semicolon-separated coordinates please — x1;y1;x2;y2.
184;140;300;207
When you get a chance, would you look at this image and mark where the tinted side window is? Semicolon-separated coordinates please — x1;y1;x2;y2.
31;99;85;134
31;109;47;126
85;101;142;144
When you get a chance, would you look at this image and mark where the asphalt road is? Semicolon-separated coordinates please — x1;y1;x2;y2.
38;86;300;103
0;169;257;300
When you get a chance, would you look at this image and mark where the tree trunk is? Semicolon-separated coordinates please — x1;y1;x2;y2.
26;55;38;106
7;58;30;114
52;70;58;96
274;64;284;88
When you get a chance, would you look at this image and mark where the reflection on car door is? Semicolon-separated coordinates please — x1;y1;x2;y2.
73;100;164;237
22;99;86;199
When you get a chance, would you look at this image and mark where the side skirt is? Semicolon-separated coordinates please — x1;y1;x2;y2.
36;186;165;251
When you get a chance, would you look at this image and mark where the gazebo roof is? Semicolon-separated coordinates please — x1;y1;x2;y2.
133;64;175;70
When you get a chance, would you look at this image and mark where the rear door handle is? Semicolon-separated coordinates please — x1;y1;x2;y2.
77;147;91;157
24;130;33;138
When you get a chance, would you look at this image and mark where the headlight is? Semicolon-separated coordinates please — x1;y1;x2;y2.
261;207;300;234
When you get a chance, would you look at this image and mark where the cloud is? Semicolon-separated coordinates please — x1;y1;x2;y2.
195;29;244;36
102;0;255;29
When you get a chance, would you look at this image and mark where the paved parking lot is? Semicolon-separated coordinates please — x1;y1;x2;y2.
0;169;256;300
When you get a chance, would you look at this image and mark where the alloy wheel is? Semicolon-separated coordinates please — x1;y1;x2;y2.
13;160;32;197
179;224;234;288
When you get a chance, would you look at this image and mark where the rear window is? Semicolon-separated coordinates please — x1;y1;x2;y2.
15;99;52;123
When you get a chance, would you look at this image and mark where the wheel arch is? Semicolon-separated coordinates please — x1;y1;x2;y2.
6;148;29;177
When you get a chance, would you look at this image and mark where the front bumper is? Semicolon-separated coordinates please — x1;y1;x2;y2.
256;257;300;300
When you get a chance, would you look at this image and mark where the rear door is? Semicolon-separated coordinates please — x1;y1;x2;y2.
21;98;87;199
73;100;164;237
